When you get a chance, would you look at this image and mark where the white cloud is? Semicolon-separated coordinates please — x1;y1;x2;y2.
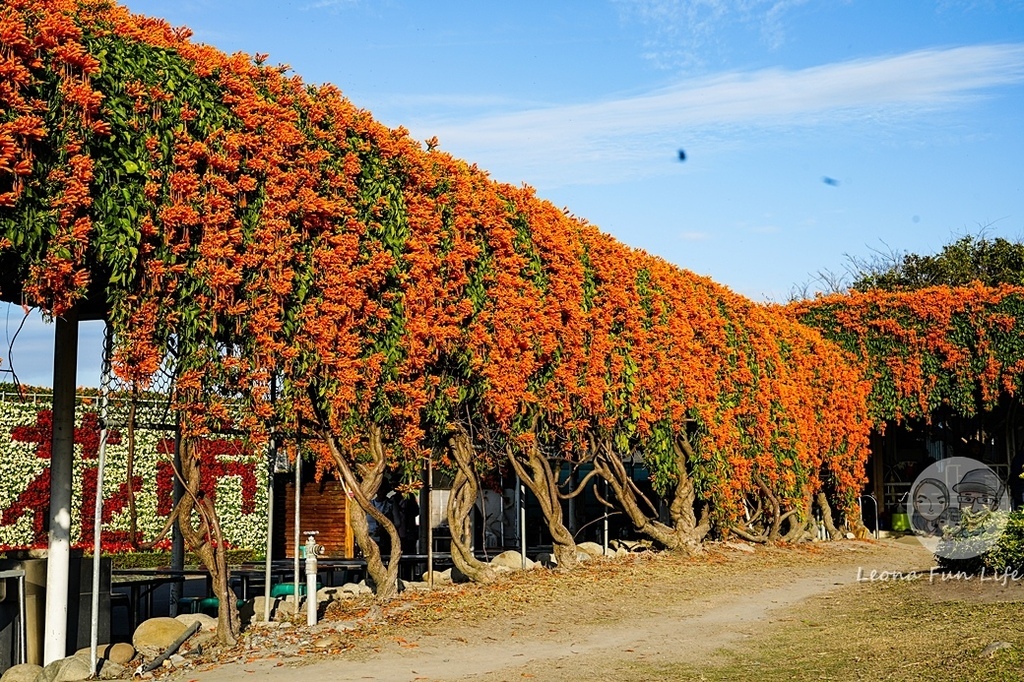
407;44;1024;186
613;0;813;70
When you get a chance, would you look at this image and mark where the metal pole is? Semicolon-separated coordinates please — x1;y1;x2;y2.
602;479;609;555
17;573;25;664
169;425;183;615
44;309;78;665
263;437;276;622
480;489;487;558
426;456;433;589
519;475;526;569
293;445;301;603
263;374;277;623
90;324;113;676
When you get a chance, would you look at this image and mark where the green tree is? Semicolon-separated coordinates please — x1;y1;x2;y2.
850;234;1024;292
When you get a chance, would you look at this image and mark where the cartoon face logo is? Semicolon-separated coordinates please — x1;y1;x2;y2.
953;467;1004;514
911;477;949;535
908;456;1010;559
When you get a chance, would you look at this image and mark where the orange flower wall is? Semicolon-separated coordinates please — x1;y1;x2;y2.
0;0;873;534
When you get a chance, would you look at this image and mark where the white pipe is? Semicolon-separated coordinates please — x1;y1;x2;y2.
44;311;78;664
305;536;317;626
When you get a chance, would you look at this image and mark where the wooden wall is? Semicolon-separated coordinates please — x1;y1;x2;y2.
273;476;354;558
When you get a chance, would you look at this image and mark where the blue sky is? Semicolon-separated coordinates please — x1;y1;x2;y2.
5;0;1024;387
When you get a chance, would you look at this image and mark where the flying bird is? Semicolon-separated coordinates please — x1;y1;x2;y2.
823;176;839;186
677;149;686;162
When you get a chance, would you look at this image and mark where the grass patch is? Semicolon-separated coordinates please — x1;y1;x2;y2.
656;578;1024;681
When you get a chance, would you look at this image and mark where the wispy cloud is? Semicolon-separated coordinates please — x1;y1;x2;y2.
301;0;360;12
680;230;712;240
406;44;1024;186
613;0;813;70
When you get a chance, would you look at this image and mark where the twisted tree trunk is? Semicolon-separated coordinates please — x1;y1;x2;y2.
445;426;499;583
506;436;578;570
321;425;402;600
731;475;800;544
169;438;239;646
815;490;842;540
783;489;813;543
592;436;708;553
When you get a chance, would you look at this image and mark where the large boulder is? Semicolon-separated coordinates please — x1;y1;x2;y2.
95;660;128;680
420;569;451;584
248;596;287;622
0;663;42;682
175;612;217;631
316;586;341;603
35;655;90;682
577;542;611;558
73;642;135;666
490;551;534;571
133;616;189;660
104;642;136;666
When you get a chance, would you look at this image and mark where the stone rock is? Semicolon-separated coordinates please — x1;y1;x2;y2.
576;542;610;558
723;541;755;553
316;586;340;602
176;612;217;631
275;599;297;618
168;654;187;667
421;569;452;584
575;551;590;563
313;635;339;649
355;580;374;595
96;660;127;680
534;552;557;568
250;596;288;622
339;582;362;594
36;655;91;682
105;642;136;666
615;547;629;558
133;616;189;660
72;642;134;666
186;629;218;654
489;551;534;571
0;663;42;682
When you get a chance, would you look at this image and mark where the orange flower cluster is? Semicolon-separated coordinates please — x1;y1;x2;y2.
791;283;1024;425
0;0;873;531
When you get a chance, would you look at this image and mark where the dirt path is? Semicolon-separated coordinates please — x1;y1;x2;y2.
174;539;933;682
